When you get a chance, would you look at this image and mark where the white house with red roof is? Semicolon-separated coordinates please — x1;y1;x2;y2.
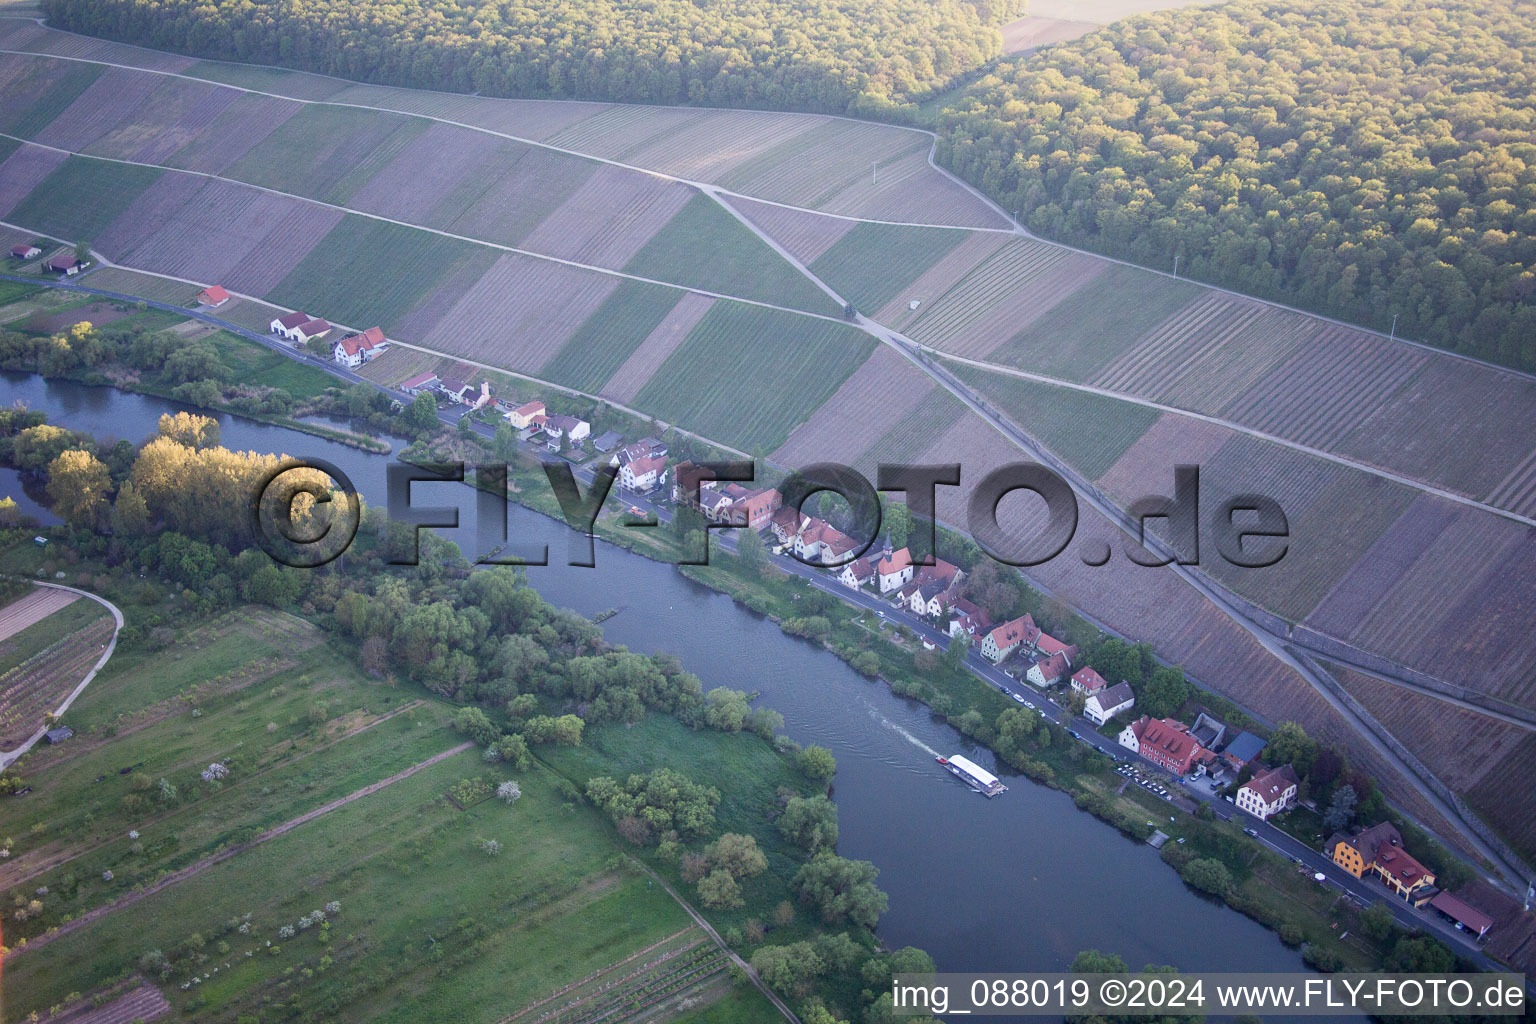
838;556;874;589
1236;764;1299;821
980;614;1039;663
1119;717;1206;775
947;597;991;640
1070;667;1108;696
876;547;913;593
196;285;230;307
619;454;666;492
332;326;387;367
1026;645;1078;687
10;243;41;260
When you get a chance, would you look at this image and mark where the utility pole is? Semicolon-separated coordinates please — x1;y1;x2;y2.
1390;312;1398;341
1172;255;1180;278
872;161;877;186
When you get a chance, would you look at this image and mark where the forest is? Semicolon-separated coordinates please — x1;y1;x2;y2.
934;0;1536;370
39;0;1021;117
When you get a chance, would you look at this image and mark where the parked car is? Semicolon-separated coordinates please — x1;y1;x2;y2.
1244;827;1258;837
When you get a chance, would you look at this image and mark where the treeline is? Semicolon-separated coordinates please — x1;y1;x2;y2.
41;0;1022;117
936;0;1536;371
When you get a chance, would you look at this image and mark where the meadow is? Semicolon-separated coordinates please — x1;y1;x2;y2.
632;302;875;453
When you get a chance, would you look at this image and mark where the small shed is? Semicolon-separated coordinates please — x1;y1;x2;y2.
196;284;230;307
45;726;74;744
11;243;41;260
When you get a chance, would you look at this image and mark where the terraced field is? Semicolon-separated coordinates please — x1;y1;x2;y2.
623;194;842;315
5;151;163;242
771;346;941;469
808;221;970;313
632;302;874;452
0;52;103;138
222;103;430;203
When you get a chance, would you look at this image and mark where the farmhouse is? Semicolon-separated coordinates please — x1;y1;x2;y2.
980;614;1038;663
1119;717;1206;776
1026;647;1077;687
400;372;439;395
196;284;230;307
507;400;546;429
1235;764;1298;820
437;378;472;404
333;326;387;367
47;253;83;275
1070;667;1108;696
545;414;590;444
947;597;991;640
271;310;312;336
876;547;913;593
1326;821;1437;900
839;557;874;589
292;318;333;344
619;454;666;492
1084;681;1135;725
11;243;41;260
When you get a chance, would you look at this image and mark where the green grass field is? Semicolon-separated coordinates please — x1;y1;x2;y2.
265;215;486;331
0;594;107;676
209;328;338;398
633;301;875;452
7;155;164;243
538;279;685;393
223;104;429;202
0;62;102;138
987;263;1203;380
950;363;1160;478
0;279;42;307
809;221;969;314
624;194;841;316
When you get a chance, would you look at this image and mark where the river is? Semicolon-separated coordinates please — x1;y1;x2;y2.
3;373;1323;992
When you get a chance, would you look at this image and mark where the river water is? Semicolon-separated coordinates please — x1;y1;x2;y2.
3;373;1320;986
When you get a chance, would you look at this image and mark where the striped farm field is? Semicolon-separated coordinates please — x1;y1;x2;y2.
1335;667;1527;794
162;92;304;174
869;231;1009;329
618;110;815;182
355;345;443;386
89;172;345;296
185;59;351;100
435;143;597;248
0;140;67;218
305;119;497;226
265;215;486;332
0;17;193;73
1349;514;1536;704
716;120;927;210
950;363;1160;479
32;67;168;152
1218;324;1428;451
222;104;430;204
623;194;841;315
1468;733;1536;865
986;263;1204;380
903;238;1106;357
1490;448;1536;518
856;386;969;470
598;292;716;404
83;76;238;166
419;253;619;373
78;266;199;304
0;54;101;139
808;221;970;314
521;165;694;270
388;249;501;341
322;84;605;142
537;280;687;394
813;146;1009;228
544;105;712;161
1091;294;1312;410
1095;413;1234;503
632;302;874;452
724;196;856;265
7;153;163;242
1194;432;1417;622
1332;357;1536;502
770;346;940;469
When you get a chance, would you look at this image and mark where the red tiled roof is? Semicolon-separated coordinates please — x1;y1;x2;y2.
1136;717;1203;763
988;614;1038;650
877;547;912;576
1376;844;1433;887
197;285;229;304
1240;764;1299;805
1072;667;1108;692
1036;633;1074;657
513;400;545;417
626;455;666;478
336;327;386;356
1033;651;1072;682
401;371;438;389
915;558;959;585
47;254;78;270
276;310;311;329
1428;892;1494;935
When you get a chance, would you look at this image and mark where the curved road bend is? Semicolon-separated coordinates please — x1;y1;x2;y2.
0;581;123;770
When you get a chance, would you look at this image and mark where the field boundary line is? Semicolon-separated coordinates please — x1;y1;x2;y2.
0;582;121;769
0;130;850;326
498;926;702;1024
4;740;473;956
3;35;1533;384
932;352;1536;529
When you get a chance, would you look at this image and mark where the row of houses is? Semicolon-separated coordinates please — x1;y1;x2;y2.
269;310;389;367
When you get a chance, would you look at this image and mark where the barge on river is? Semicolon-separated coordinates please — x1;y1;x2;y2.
936;754;1007;797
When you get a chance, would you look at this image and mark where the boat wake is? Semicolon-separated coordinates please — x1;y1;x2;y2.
869;706;941;760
